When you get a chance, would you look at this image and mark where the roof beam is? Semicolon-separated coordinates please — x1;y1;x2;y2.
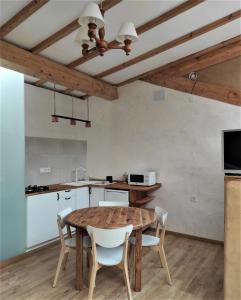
95;9;241;79
117;35;241;87
30;0;122;54
0;0;49;39
67;0;205;69
161;39;241;77
142;75;241;106
0;40;118;101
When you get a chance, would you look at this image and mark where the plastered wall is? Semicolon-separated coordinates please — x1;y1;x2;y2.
25;81;241;241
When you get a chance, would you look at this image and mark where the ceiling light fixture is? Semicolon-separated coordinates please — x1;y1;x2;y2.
70;97;76;126
76;2;138;57
51;83;59;123
51;95;92;127
189;71;198;94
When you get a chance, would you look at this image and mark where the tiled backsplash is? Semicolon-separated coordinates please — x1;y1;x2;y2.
25;137;87;186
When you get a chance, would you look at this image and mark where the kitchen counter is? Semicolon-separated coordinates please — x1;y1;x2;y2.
25;182;161;197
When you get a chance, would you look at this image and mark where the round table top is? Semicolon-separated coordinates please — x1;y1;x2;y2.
65;207;156;230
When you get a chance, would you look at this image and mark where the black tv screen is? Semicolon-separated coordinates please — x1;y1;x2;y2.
223;130;241;172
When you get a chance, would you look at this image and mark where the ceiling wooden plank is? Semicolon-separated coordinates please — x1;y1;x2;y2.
30;0;122;54
142;74;241;106
67;0;205;69
161;39;241;77
0;40;118;101
0;0;49;39
96;10;241;79
117;35;241;87
31;19;79;54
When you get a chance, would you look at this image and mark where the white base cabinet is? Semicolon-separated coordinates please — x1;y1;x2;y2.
75;187;89;209
26;187;90;249
27;192;59;248
89;187;104;207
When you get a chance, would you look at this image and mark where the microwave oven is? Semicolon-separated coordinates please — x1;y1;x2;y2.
128;172;156;186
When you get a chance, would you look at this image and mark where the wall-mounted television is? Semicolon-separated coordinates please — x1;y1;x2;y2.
223;129;241;175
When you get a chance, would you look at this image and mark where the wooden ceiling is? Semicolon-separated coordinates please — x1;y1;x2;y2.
0;0;240;104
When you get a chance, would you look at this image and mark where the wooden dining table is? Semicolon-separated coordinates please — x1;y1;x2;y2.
65;206;156;292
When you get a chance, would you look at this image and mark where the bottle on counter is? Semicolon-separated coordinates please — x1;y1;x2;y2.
123;172;128;183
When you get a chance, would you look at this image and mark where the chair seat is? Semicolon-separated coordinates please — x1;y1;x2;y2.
65;236;91;248
129;234;160;247
96;245;124;266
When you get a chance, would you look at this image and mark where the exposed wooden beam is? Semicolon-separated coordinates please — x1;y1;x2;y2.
159;40;241;77
67;0;205;69
142;74;241;106
0;40;118;101
95;10;241;79
0;0;49;39
31;19;79;54
117;35;241;87
30;0;122;54
34;78;47;87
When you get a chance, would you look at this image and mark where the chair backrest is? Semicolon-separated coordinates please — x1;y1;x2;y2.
155;207;168;245
99;201;129;207
57;207;72;247
155;206;168;228
58;207;72;221
87;224;133;248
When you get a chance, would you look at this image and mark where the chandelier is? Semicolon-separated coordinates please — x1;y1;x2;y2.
75;2;138;57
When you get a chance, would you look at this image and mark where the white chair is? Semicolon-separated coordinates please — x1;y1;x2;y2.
99;201;129;207
52;207;91;287
129;207;172;286
87;224;133;300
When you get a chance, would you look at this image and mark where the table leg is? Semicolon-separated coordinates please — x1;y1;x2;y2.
76;227;83;290
134;228;142;292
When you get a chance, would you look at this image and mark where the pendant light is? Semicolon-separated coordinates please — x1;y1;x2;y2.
51;83;58;123
85;96;91;128
70;97;76;126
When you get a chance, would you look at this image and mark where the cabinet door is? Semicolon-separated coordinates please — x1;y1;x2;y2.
27;193;58;248
90;187;104;207
75;187;89;209
57;190;75;213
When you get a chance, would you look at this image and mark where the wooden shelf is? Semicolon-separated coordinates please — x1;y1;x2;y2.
130;196;154;207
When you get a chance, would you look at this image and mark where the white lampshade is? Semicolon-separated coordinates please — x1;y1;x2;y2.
116;22;138;43
78;3;104;28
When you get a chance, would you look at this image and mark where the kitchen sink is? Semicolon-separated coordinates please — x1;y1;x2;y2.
62;180;109;186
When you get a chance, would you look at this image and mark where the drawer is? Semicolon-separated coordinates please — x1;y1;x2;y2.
58;189;73;199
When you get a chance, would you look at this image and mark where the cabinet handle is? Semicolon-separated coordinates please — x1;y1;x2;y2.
57;193;59;200
65;197;71;200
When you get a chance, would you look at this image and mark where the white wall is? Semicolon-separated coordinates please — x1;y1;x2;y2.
25;81;241;241
25;84;113;179
113;81;241;241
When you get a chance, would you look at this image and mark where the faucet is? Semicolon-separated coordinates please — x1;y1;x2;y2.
75;166;87;182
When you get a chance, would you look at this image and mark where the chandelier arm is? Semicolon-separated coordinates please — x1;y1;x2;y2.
99;27;105;40
108;44;123;50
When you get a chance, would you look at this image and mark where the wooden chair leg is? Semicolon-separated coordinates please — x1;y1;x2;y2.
88;263;97;300
52;249;66;288
62;252;69;270
158;246;172;285
87;249;92;287
129;246;135;287
123;263;133;300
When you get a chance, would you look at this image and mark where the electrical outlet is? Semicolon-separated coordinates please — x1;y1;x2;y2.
40;167;51;173
190;195;198;203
